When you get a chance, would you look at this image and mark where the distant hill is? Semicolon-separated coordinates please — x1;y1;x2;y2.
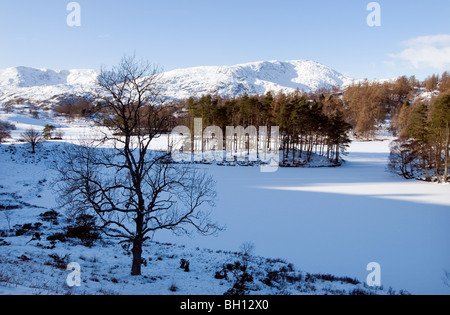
0;60;354;108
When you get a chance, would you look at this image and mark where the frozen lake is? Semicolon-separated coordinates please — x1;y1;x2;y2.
156;140;450;295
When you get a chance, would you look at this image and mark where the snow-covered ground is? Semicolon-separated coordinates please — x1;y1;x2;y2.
1;109;449;295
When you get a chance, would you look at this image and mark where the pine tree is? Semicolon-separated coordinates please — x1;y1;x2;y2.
430;95;450;181
327;111;352;164
407;104;429;169
277;95;295;161
43;124;56;140
261;92;274;127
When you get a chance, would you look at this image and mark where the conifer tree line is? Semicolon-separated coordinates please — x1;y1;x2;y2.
333;71;450;182
171;91;352;165
388;72;450;182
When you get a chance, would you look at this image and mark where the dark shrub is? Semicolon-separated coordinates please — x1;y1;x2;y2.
215;270;227;280
39;210;60;225
47;254;69;270
14;223;41;236
47;233;67;243
65;214;100;247
349;288;376;296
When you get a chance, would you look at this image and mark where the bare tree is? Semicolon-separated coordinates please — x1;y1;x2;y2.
1;208;13;235
53;56;222;276
2;102;14;114
21;128;43;154
240;242;256;269
0;124;11;144
388;137;419;179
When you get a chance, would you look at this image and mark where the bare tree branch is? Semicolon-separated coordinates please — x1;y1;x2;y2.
52;55;222;276
21;128;43;154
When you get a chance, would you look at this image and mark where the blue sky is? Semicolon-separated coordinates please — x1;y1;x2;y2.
0;0;449;80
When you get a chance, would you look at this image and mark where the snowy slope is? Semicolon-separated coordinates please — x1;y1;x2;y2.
0;67;98;88
0;60;353;107
0;67;99;109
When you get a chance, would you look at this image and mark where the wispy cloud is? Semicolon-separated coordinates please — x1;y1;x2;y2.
390;34;450;70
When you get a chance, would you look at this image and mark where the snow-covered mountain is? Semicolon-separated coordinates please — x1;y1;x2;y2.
0;67;98;88
0;67;99;108
0;60;353;107
161;60;353;99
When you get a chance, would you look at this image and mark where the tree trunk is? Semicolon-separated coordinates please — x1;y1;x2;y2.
131;237;143;276
335;143;340;164
445;123;449;182
131;212;144;276
292;136;295;164
435;145;442;183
